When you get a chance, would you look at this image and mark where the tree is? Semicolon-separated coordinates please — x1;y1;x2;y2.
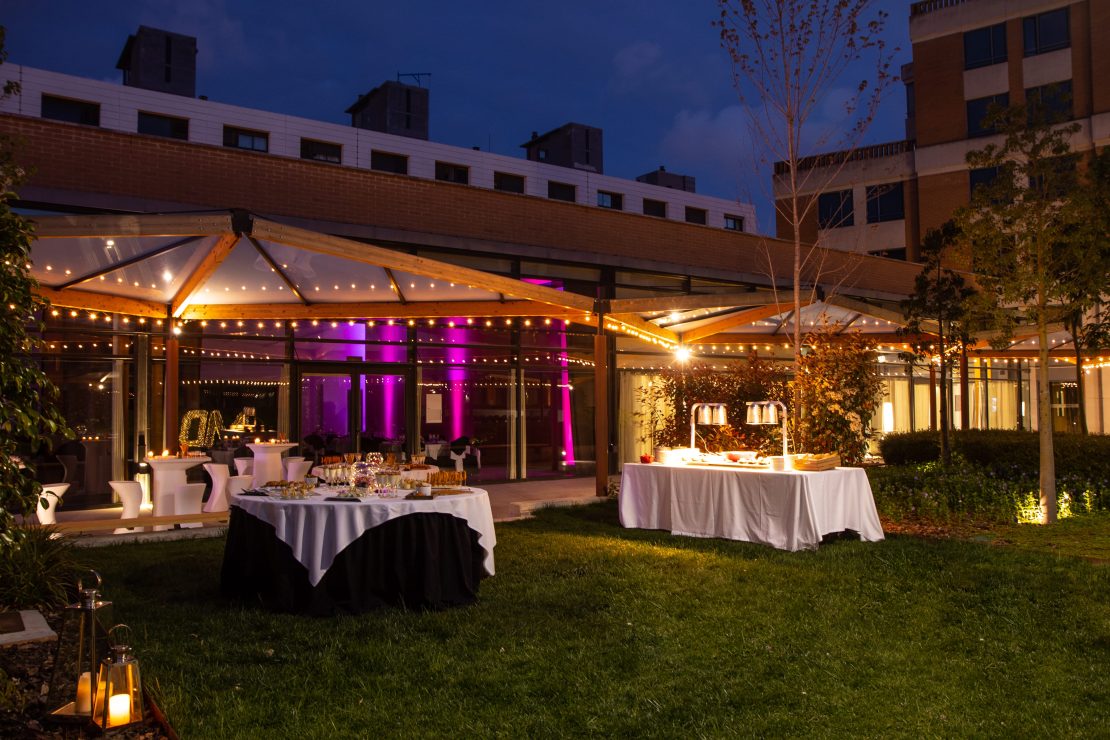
792;331;883;465
0;26;71;552
957;99;1089;524
900;221;977;464
1060;146;1110;433
715;0;896;427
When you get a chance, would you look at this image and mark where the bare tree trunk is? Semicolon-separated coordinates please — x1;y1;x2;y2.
938;325;950;465
1068;317;1088;434
1037;319;1057;523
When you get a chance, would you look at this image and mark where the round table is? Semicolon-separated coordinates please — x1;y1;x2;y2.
222;487;496;614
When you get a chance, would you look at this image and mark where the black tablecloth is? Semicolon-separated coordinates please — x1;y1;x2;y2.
220;507;487;615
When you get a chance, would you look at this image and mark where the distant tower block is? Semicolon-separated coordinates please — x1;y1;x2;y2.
347;81;430;140
636;166;696;193
116;26;197;98
521;123;603;173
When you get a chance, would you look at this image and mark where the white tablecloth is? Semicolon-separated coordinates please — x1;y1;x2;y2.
619;463;884;551
232;489;496;586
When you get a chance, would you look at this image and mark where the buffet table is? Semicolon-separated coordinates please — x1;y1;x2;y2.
221;488;496;615
619;463;883;551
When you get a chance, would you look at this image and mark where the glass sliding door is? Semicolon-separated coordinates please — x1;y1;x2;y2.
298;366;410;459
299;372;354;455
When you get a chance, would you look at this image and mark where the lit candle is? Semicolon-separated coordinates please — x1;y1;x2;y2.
254;437;261;444
75;672;92;714
108;693;130;726
161;450;170;457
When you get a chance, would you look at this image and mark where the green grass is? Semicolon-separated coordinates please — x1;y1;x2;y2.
990;510;1110;561
82;502;1110;738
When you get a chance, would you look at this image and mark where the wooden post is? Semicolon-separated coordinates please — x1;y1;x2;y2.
594;329;609;498
164;318;180;454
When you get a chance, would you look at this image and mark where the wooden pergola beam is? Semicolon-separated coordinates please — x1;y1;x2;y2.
170;232;240;317
824;294;929;332
602;312;679;347
36;287;166;318
179;300;596;322
680;331;934;347
605;291;772;316
31;213;235;239
679;303;797;344
250;218;596;313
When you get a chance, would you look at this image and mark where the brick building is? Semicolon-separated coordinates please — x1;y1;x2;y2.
774;0;1109;261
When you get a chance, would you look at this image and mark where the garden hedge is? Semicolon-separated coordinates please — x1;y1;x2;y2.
878;430;1110;481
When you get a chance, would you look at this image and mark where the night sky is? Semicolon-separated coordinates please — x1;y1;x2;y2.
4;0;912;233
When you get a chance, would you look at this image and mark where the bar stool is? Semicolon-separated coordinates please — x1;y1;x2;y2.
285;459;313;482
234;458;254;477
226;475;253;497
109;480;145;533
36;483;69;525
203;462;231;513
175;483;207;529
282;455;305;474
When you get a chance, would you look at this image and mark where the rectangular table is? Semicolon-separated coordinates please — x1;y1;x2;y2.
619;463;884;551
221;489;496;614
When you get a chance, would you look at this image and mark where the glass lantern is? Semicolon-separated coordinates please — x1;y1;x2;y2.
92;625;144;730
350;460;373;491
48;570;113;722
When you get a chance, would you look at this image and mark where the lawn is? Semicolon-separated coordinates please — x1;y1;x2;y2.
83;501;1110;738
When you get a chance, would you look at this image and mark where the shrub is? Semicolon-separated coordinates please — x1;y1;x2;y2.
0;526;83;609
868;439;1109;526
879;430;1110;482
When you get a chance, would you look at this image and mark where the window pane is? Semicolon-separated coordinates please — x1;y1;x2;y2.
642;199;666;218
41;94;100;126
724;215;745;231
435;162;469;184
964;23;1006;69
684;207;707;225
969;167;999;196
371;151;408;174
1024;8;1069;55
865;182;904;223
817;189;854;228
494;172;525;193
966;93;1008;137
1026;80;1072;123
300;139;341;163
597;191;623;210
548;181;576;202
138;111;188;140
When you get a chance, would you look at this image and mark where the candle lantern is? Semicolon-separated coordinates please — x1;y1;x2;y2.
48;570;113;722
92;625;144;730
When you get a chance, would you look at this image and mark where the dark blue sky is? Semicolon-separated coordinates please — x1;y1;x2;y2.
4;0;912;233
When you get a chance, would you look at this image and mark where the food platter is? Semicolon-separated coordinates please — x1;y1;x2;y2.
687;459;770;469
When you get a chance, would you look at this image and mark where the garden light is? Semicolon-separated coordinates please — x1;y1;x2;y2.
92;625;144;730
48;571;113;723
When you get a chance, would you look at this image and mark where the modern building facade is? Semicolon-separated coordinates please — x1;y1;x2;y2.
772;0;1110;435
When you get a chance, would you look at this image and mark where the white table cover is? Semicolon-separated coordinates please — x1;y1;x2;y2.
619;463;883;551
232;489;496;586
